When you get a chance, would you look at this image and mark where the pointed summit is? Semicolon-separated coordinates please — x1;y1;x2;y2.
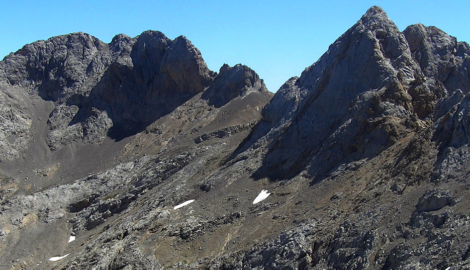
358;5;396;32
241;6;422;181
364;5;386;16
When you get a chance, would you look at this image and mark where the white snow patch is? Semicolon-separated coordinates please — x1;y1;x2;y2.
49;254;69;261
174;200;195;210
253;189;270;204
68;235;75;243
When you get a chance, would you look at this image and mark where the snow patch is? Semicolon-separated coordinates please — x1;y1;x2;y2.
174;200;195;210
49;254;69;261
68;235;75;243
253;190;270;204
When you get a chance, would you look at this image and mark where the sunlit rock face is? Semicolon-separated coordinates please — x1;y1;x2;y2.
1;6;470;270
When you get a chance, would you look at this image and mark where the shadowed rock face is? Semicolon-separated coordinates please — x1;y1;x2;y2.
237;6;469;183
0;30;216;153
2;6;470;270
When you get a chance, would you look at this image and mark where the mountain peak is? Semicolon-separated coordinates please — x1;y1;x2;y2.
202;63;268;107
359;5;395;30
364;5;386;17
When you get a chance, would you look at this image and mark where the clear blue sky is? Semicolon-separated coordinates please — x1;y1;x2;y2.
1;0;469;92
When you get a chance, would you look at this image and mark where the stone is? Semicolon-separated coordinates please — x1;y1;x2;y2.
416;189;455;213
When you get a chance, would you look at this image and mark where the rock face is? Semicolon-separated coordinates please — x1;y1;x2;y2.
202;63;268;107
1;6;470;270
0;30;216;154
240;6;438;181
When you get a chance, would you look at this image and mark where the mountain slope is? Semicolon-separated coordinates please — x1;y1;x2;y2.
221;6;470;269
1;6;470;270
0;30;272;269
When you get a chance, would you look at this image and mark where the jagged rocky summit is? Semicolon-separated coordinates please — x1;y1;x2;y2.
1;6;470;269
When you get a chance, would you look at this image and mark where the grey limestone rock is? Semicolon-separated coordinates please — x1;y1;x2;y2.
0;84;33;161
404;23;470;95
415;189;455;213
2;5;470;270
240;5;424;181
0;30;217;154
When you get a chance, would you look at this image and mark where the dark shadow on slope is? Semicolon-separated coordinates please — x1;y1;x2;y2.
67;61;200;141
66;31;215;142
26;30;215;144
225;119;272;162
249;103;417;185
246;62;339;182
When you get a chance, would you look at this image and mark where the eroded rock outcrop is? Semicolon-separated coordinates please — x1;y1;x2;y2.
202;64;268;107
0;30;216;154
